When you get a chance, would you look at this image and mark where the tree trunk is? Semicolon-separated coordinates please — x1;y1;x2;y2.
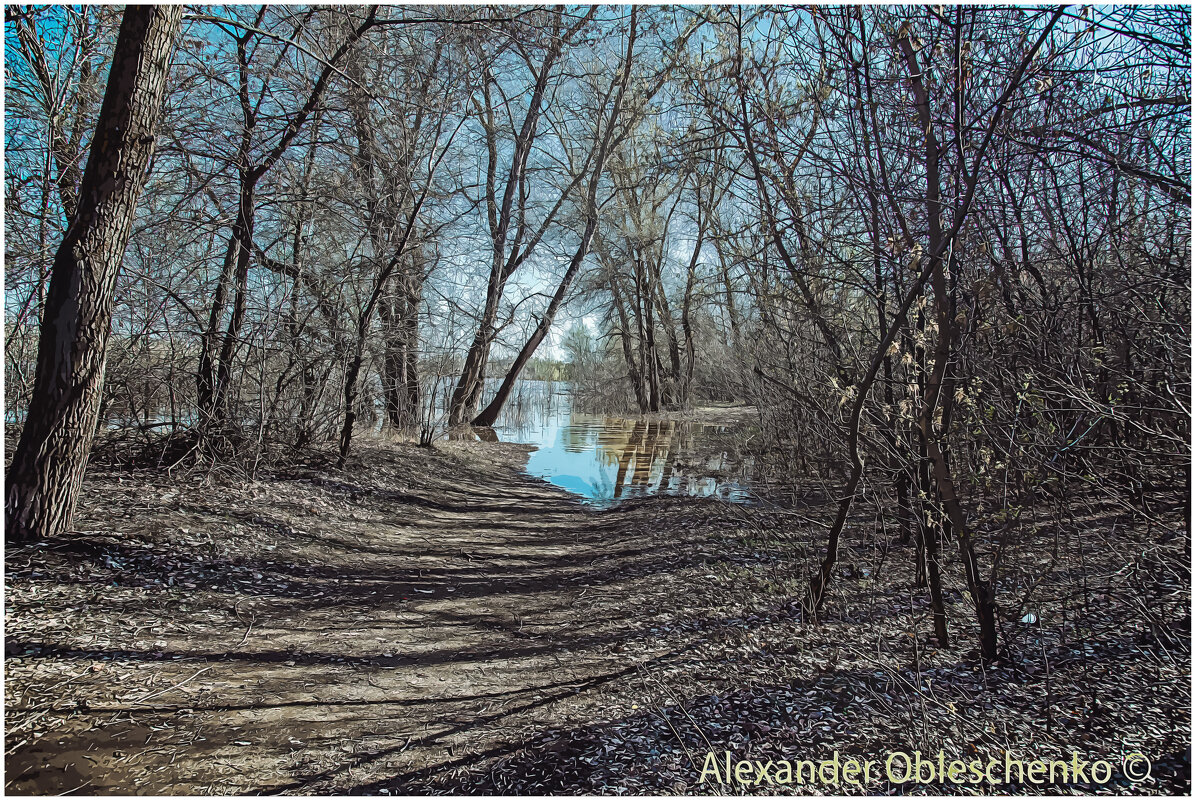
5;4;181;543
378;271;419;431
897;29;1002;660
380;268;423;431
337;349;365;468
610;275;647;412
471;220;595;427
639;256;661;412
401;285;421;426
449;317;497;425
195;197;241;417
379;284;404;429
211;181;256;421
678;193;704;408
717;246;739;346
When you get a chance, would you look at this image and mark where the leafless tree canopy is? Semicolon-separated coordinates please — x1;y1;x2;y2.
4;3;1189;665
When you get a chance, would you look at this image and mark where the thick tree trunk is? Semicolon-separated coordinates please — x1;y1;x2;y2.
649;265;682;407
610;276;647;412
378;287;404;428
449;318;497;425
379;269;422;431
396;277;423;430
639;260;661;412
5;5;181;543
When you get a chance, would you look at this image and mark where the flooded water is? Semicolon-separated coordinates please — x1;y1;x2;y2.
476;381;756;506
67;378;758;507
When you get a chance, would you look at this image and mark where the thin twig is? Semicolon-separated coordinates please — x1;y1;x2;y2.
124;666;213;707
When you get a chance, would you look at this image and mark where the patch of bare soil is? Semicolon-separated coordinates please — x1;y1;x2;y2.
4;439;1190;795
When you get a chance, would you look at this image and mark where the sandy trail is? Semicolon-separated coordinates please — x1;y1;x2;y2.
5;441;744;794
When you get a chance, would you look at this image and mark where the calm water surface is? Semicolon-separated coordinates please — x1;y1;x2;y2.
79;379;757;506
479;381;756;506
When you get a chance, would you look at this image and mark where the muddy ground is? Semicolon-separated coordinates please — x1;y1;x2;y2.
4;438;1190;794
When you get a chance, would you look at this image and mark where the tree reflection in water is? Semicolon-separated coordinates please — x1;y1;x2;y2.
465;381;755;505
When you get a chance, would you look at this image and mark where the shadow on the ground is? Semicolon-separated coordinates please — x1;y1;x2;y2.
6;444;1189;795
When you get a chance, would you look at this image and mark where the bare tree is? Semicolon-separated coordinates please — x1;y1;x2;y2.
6;4;182;542
471;7;644;427
446;7;597;426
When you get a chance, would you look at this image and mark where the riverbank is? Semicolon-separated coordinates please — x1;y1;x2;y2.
4;438;1189;794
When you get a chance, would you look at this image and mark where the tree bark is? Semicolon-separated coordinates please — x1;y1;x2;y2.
6;5;181;543
610;274;648;412
379;264;424;431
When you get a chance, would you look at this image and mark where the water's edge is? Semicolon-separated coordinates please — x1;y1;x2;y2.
472;381;756;505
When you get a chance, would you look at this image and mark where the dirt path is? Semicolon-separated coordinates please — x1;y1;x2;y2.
4;440;766;793
5;439;1190;794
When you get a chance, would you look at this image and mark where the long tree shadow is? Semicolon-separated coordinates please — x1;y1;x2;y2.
269;644;697;794
351;651;1192;796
